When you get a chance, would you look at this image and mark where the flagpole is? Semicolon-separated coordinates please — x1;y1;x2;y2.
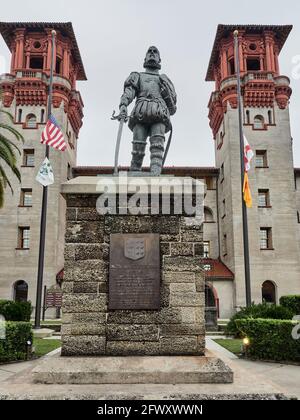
34;30;56;329
234;30;252;307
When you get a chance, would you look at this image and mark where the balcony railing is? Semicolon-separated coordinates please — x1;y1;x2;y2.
220;71;277;91
0;69;73;90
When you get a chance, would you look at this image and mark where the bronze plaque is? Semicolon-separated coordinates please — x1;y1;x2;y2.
109;234;160;310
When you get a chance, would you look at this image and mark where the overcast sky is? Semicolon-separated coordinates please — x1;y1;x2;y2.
1;0;300;167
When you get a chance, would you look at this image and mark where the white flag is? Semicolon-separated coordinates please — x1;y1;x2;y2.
36;157;54;187
244;135;254;173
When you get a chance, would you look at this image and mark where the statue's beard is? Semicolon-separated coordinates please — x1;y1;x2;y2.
143;58;161;70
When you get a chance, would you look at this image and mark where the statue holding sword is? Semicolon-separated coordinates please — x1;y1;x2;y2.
112;46;177;176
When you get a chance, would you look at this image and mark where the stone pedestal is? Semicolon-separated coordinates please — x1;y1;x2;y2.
61;176;205;357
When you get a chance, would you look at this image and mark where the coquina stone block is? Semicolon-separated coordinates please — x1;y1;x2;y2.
63;293;107;313
107;325;159;341
61;335;106;356
61;192;205;356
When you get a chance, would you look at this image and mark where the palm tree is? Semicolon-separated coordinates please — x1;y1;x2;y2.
0;107;24;208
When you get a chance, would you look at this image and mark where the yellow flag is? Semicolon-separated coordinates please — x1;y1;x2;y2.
243;172;252;208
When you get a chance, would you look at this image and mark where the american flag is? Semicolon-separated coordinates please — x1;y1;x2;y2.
41;115;67;151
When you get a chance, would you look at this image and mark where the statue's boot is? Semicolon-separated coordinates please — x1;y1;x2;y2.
130;140;146;171
150;135;165;176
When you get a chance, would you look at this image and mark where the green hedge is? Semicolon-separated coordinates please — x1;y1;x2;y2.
235;318;300;362
225;303;293;336
0;322;33;363
0;300;32;321
280;295;300;316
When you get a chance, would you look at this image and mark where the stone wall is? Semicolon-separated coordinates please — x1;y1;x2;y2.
61;193;205;356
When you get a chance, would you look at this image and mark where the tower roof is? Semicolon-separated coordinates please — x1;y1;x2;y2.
206;24;293;81
0;21;87;80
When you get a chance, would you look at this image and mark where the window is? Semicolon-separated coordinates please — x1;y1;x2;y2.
18;227;30;249
20;189;32;207
23;149;35;167
13;280;28;302
253;115;265;130
260;228;273;250
222;199;226;217
223;234;227;256
246;110;250;125
255;150;268;168
26;114;37;128
55;57;62;75
258;189;270;207
247;58;260;71
41;109;45;123
18;108;22;123
29;56;43;69
67;163;72;181
228;58;235;75
268;110;273;125
205;284;216;308
220;163;224;181
202;241;210;258
262;281;276;304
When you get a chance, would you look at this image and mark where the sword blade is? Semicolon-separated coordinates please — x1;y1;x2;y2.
114;119;125;175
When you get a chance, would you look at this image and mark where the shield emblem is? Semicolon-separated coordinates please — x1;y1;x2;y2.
124;238;145;261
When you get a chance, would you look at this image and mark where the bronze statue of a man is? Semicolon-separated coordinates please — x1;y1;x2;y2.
118;46;177;175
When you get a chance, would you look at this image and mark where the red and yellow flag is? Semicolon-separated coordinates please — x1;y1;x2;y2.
243;136;253;208
243;171;252;208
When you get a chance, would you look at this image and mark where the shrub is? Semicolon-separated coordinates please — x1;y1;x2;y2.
235;318;300;362
0;322;33;363
225;303;293;336
280;295;300;316
0;300;32;321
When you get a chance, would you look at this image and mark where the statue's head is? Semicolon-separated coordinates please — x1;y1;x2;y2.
143;46;161;70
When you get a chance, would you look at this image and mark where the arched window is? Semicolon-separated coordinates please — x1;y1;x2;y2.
26;114;37;128
204;207;214;222
18;108;22;123
40;109;45;123
262;281;276;304
268;110;273;125
253;115;265;130
246;110;250;125
13;280;28;302
205;284;216;308
55;57;62;75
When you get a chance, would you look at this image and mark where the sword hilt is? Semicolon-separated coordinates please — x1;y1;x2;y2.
111;110;128;122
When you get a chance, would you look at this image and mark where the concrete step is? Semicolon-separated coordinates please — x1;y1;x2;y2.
32;328;54;339
206;331;227;336
32;354;233;385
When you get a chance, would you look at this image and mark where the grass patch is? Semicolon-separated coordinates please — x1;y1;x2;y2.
214;339;243;355
33;338;61;357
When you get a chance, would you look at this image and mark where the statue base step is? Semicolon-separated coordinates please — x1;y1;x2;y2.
32;354;233;385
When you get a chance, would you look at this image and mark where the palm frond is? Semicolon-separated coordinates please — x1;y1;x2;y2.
0;165;13;194
0;109;14;124
0;133;22;155
0;122;24;142
0;145;16;168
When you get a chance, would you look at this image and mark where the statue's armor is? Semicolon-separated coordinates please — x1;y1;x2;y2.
119;70;177;175
120;72;176;133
